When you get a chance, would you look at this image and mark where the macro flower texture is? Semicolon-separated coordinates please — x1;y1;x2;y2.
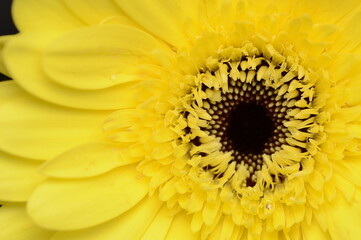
1;0;361;239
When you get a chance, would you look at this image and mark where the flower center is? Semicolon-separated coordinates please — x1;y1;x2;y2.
171;42;322;193
202;75;294;185
128;40;328;231
202;70;299;186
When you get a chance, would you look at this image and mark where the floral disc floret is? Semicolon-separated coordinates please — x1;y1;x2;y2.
128;38;329;234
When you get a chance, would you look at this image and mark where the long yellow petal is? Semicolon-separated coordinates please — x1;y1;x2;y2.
51;195;162;240
12;0;84;32
0;202;53;240
334;157;361;187
40;142;140;178
114;0;204;48
300;218;331;240
27;165;149;231
0;151;44;202
276;0;361;25
0;36;13;77
63;0;139;27
165;211;200;240
0;81;109;160
335;12;361;53
321;192;361;240
140;205;175;240
2;33;141;110
43;25;171;90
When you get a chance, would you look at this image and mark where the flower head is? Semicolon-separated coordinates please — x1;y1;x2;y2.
1;0;361;239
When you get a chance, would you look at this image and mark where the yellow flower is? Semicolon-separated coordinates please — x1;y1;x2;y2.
1;0;361;239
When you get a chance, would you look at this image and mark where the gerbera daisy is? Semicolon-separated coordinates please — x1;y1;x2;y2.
1;0;361;239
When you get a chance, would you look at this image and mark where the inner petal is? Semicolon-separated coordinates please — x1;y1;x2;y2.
178;43;320;189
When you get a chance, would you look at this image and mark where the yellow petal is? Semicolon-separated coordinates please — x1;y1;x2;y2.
0;151;44;202
109;131;139;143
0;81;22;103
204;0;245;34
3;33;142;110
301;217;330;240
331;55;361;87
220;216;235;240
27;165;149;231
0;36;13;77
345;82;361;106
43;25;171;90
114;0;203;48
291;0;361;25
0;202;53;240
273;204;285;230
0;81;109;160
165;211;200;240
334;12;361;53
40;142;140;178
191;211;203;233
202;200;220;226
13;0;84;32
63;0;139;27
230;226;244;240
335;157;361;187
260;229;278;240
333;173;356;201
323;193;361;240
151;143;174;159
140;205;175;240
153;127;178;143
51;195;162;240
103;109;137;131
206;219;222;240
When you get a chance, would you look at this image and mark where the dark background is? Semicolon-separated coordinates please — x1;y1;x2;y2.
1;0;18;81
